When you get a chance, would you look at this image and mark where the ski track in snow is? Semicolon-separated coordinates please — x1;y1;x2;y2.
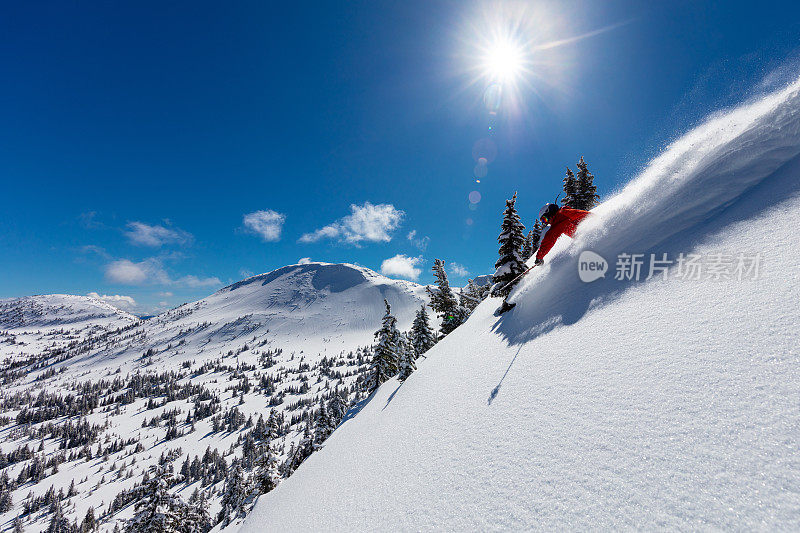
242;78;800;531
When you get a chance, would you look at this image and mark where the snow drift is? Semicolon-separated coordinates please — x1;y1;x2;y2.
242;80;800;530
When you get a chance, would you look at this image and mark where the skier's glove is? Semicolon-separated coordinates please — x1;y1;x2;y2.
534;258;544;266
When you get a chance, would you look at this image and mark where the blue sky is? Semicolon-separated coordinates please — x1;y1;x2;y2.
1;0;799;314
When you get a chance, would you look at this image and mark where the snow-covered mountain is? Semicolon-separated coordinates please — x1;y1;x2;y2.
0;263;430;531
0;294;137;331
53;262;429;377
242;81;800;531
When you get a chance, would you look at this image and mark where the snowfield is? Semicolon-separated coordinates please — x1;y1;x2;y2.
242;80;800;531
0;263;431;531
0;294;137;331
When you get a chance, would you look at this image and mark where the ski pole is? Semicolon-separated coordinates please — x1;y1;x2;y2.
497;263;538;296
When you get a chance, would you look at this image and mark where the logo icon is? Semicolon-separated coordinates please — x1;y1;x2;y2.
578;251;608;283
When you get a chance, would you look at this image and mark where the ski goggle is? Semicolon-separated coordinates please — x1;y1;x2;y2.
541;214;551;225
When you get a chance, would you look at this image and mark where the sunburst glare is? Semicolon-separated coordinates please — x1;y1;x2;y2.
482;38;526;83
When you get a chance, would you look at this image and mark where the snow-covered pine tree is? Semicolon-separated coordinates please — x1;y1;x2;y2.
461;278;490;313
531;219;542;252
313;402;335;446
521;220;543;261
521;232;534;261
217;464;250;527
492;192;527;297
287;421;315;472
266;409;280;441
253;446;280;495
368;300;400;392
562;167;577;207
409;305;436;357
80;507;96;532
326;390;349;426
180;491;211;533
46;500;72;533
125;469;184;533
0;484;11;513
573;156;599;210
397;333;416;381
426;259;465;336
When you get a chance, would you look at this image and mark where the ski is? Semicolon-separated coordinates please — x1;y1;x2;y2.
494;263;538;314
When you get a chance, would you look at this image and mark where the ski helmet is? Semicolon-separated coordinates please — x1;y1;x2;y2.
538;203;559;225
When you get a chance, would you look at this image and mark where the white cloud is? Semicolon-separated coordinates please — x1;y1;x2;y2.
157;291;173;298
381;254;423;281
125;221;193;247
239;268;254;279
300;202;404;245
297;257;312;265
105;258;219;288
175;275;222;288
87;292;137;311
105;259;154;284
450;263;470;277
243;210;286;242
407;230;430;251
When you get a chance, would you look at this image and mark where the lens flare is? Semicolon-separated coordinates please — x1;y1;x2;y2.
483;83;502;113
474;157;488;178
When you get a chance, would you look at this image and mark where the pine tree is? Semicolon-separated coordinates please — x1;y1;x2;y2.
521;220;543;261
313;402;335;445
47;500;74;533
573;156;599;210
217;464;249;527
492;192;527;297
182;490;211;533
562;167;577;207
266;409;280;441
326;390;348;427
461;278;490;313
426;260;466;336
81;507;96;532
368;300;400;392
531;219;542;252
253;446;280;495
12;516;24;533
521;232;534;261
409;305;436;357
0;484;12;513
125;469;183;533
397;333;417;381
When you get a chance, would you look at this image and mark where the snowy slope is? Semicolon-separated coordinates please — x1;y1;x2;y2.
0;263;430;531
243;80;800;531
49;262;429;377
0;294;137;331
0;294;139;371
185;262;427;355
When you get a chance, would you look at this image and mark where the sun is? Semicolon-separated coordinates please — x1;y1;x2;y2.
482;38;525;82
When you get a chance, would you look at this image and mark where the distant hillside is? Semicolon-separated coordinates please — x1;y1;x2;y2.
0;263;430;531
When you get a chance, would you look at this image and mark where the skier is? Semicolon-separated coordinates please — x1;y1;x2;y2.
495;202;592;315
533;203;591;265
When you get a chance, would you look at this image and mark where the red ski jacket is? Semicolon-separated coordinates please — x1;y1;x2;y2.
535;207;591;262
